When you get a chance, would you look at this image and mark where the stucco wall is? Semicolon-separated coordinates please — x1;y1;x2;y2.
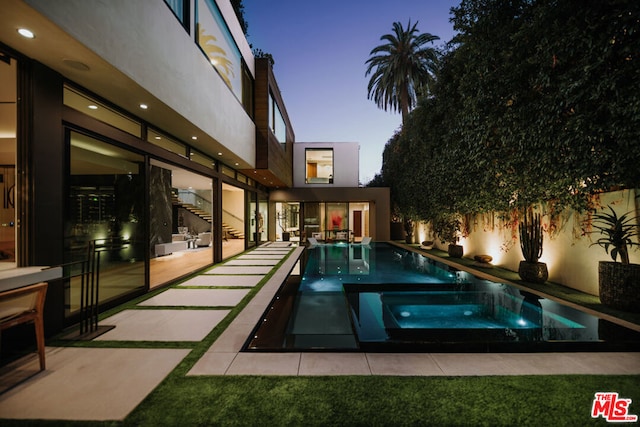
293;142;360;187
415;189;640;296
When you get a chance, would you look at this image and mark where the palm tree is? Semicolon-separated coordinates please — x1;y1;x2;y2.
365;21;439;123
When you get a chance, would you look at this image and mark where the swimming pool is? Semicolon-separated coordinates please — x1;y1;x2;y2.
244;242;640;352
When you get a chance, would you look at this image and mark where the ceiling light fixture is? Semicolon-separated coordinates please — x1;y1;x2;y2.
88;105;98;110
139;103;148;110
191;136;197;140
17;28;34;39
217;152;223;156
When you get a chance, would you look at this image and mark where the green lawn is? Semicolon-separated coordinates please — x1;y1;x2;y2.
5;374;637;426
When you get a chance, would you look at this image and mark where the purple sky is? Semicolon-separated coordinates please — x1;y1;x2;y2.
244;0;459;184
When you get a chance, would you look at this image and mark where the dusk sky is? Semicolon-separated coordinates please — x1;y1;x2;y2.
244;0;460;184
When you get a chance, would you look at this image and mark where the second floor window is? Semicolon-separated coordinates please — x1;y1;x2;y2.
305;149;333;184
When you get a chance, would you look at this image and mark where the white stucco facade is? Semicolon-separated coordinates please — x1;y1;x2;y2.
293;141;360;188
25;0;256;167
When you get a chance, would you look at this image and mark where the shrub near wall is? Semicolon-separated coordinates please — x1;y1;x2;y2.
417;189;639;297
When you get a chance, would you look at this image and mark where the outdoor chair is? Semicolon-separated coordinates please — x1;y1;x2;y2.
0;282;48;371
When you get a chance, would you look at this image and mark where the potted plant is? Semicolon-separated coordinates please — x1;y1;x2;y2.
277;211;290;241
434;214;463;258
590;206;640;312
404;217;414;244
518;210;548;283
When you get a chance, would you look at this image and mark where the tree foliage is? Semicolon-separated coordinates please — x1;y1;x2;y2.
382;0;640;222
366;21;440;123
231;0;248;36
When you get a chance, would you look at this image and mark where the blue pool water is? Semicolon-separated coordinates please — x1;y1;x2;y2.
245;242;640;352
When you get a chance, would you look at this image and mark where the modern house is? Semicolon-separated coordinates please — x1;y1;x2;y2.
271;141;390;243
0;0;389;338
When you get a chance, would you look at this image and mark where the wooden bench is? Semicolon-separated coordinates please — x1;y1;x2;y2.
0;282;48;371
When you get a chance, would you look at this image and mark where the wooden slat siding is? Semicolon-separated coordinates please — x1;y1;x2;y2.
249;58;294;188
254;59;271;170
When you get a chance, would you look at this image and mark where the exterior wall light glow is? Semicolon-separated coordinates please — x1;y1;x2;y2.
18;28;35;38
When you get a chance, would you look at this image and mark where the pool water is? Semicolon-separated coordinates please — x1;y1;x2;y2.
244;242;640;352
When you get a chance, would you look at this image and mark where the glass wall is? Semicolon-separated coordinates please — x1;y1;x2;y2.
64;86;141;138
269;92;287;146
65;132;145;315
149;159;213;288
222;182;245;259
0;56;17;268
258;199;268;243
302;202;369;242
275;202;299;242
326;202;348;241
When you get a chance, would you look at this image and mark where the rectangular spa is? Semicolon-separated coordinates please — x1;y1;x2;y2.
244;242;640;352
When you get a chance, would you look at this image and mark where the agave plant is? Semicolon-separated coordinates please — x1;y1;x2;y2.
590;206;640;265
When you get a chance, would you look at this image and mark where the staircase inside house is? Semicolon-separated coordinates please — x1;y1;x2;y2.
221;222;244;240
172;192;245;239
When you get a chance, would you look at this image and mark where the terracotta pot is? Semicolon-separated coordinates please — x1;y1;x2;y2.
598;261;640;312
518;261;548;284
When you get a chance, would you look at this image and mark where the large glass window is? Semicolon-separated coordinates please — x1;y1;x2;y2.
149;160;213;288
222;183;245;259
0;56;17;268
64;87;141;137
147;128;187;156
197;0;242;99
164;0;189;31
269;92;286;145
275;202;299;242
301;202;369;243
305;149;333;184
65;132;145;315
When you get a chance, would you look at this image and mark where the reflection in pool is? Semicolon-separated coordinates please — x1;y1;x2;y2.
245;242;640;352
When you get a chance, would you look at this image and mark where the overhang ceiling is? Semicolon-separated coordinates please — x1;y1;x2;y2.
0;0;253;172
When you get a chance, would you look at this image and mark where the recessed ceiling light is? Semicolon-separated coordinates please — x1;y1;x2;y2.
17;28;34;39
139;103;148;109
63;59;90;71
88;105;98;110
217;152;223;156
155;136;161;140
191;136;197;140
